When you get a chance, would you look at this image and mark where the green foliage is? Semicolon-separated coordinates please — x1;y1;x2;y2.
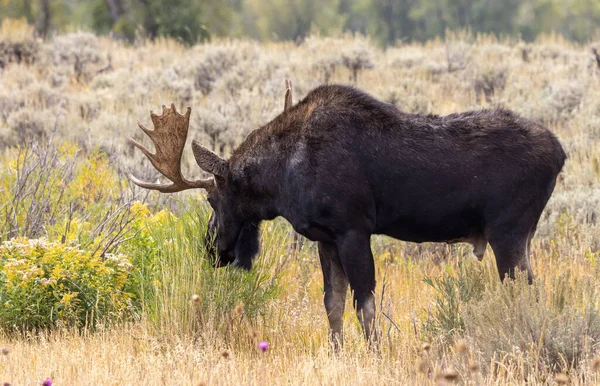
119;201;178;315
130;0;210;44
353;0;418;44
0;136;281;335
0;139;153;331
0;141;124;248
136;201;284;340
243;0;347;41
422;259;487;336
0;237;134;330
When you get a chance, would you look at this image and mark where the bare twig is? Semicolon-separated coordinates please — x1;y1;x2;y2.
379;274;402;339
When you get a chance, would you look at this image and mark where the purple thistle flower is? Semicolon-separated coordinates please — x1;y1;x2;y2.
257;341;269;352
42;378;52;386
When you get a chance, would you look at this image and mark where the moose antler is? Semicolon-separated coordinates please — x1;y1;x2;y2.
128;103;214;192
284;79;293;110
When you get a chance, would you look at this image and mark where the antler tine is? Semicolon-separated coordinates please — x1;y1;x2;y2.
137;122;154;138
128;104;213;193
129;135;154;160
284;79;293;111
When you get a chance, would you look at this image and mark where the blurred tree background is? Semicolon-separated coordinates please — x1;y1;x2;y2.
1;0;599;45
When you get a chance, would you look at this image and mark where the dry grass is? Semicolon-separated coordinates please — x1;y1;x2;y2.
0;243;598;385
1;21;600;385
0;325;481;385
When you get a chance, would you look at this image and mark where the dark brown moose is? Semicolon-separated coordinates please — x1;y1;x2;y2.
128;82;566;347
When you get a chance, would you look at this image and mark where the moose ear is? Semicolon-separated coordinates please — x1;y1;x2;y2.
192;140;228;177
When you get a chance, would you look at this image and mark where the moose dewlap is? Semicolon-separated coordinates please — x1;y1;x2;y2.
128;83;566;347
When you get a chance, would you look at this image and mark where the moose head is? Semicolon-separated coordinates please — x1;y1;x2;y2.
128;81;294;270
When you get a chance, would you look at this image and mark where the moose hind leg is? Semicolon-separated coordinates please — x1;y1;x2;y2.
318;241;348;350
486;194;552;284
487;231;534;284
335;231;378;345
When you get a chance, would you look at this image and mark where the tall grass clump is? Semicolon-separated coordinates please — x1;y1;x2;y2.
135;200;287;347
464;267;600;379
422;253;600;381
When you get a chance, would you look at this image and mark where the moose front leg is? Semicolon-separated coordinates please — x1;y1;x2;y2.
336;230;379;346
318;241;348;350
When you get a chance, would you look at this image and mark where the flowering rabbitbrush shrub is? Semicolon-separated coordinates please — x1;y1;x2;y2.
0;138;172;331
0;237;134;330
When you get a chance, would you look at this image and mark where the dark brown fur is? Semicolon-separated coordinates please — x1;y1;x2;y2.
198;84;566;346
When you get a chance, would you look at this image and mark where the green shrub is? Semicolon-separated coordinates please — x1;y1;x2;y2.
0;237;134;331
422;259;487;338
120;200;176;316
0;139;160;331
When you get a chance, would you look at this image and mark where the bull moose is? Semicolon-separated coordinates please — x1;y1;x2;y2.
128;81;566;346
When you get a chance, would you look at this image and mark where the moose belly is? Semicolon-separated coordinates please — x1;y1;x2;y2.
373;192;484;244
376;212;477;242
295;222;336;243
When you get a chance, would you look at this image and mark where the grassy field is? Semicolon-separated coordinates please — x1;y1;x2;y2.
1;19;600;385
